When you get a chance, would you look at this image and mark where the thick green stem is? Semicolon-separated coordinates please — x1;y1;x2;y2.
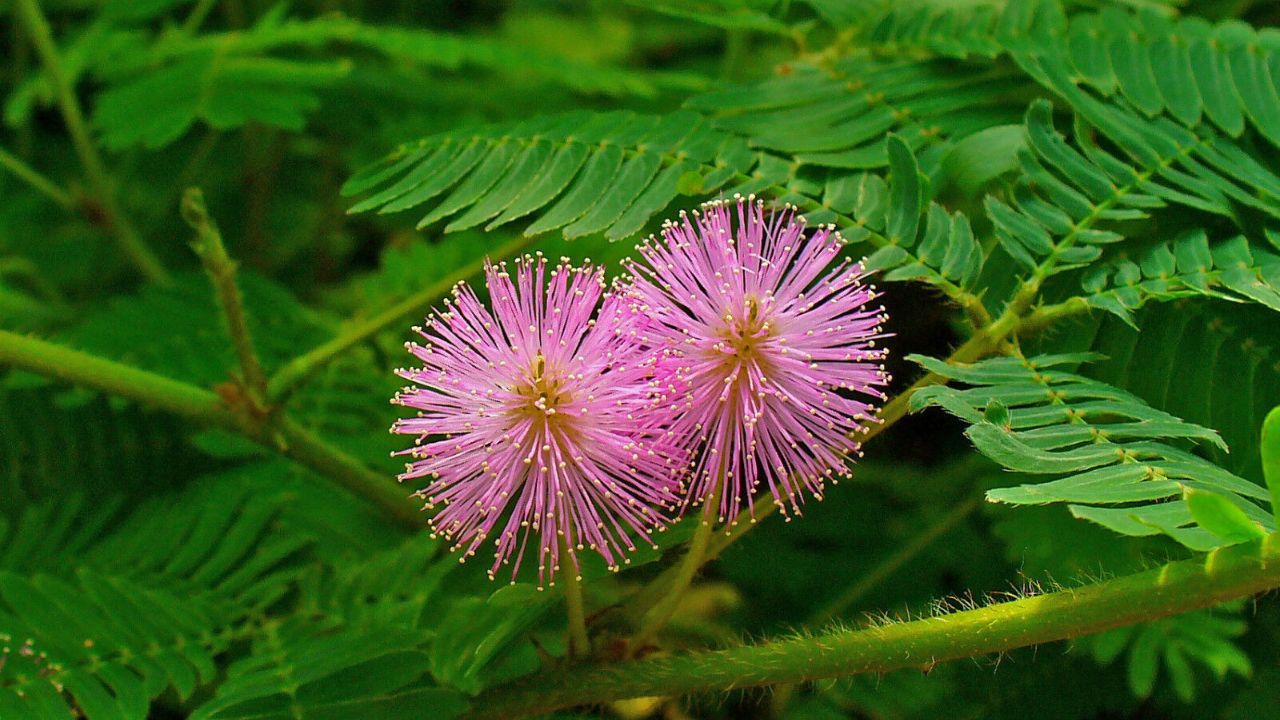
182;188;270;400
266;234;536;402
557;533;590;659
13;0;171;285
0;145;73;210
0;329;421;529
0;328;235;423
465;533;1280;719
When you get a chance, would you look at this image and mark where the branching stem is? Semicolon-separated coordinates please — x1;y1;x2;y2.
13;0;171;285
0;329;421;528
811;496;981;623
182;0;219;35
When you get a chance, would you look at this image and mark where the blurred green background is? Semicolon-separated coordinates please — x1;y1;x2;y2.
3;1;1280;718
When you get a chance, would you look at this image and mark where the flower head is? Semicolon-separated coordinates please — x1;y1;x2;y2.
623;197;890;524
392;254;684;586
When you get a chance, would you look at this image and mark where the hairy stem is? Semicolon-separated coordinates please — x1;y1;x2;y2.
182;188;270;400
266;234;536;402
465;534;1280;719
0;145;73;210
0;329;421;528
13;0;171;286
558;533;590;659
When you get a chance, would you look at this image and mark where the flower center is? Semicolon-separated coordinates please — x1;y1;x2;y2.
513;352;572;421
720;294;772;362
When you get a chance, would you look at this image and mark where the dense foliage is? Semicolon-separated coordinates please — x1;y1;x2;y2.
3;0;1280;718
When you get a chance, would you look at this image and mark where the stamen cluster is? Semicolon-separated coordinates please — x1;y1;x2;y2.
392;197;890;583
623;198;890;525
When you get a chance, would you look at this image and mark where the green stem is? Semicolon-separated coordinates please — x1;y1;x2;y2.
0;145;73;210
266;234;536;402
811;497;980;623
557;533;589;659
181;0;219;35
0;328;421;528
464;534;1280;719
719;29;749;81
182;188;270;400
12;0;171;286
0;329;235;423
272;417;422;529
629;486;721;654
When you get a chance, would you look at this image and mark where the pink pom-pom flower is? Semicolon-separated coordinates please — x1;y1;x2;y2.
391;254;685;586
623;197;890;525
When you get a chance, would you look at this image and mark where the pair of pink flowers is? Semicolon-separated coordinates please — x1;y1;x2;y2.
391;198;890;586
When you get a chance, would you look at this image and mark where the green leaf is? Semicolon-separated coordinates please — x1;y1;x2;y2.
348;111;756;239
1183;487;1267;545
940;124;1026;196
1263;405;1280;524
913;353;1272;550
885;134;922;246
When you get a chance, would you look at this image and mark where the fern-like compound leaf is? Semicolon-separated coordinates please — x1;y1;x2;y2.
910;353;1274;551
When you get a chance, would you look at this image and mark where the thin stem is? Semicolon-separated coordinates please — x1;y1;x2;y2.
811;496;980;623
266;234;536;402
13;0;171;285
181;0;219;35
464;534;1280;719
629;486;721;654
0;328;422;528
181;188;270;400
557;533;589;659
0;145;73;210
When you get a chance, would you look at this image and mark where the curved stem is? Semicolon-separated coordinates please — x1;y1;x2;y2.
0;328;422;528
464;534;1280;719
266;234;536;402
13;0;171;286
557;533;589;659
629;485;721;654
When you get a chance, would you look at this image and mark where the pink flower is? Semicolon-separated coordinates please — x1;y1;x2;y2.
392;254;684;586
623;197;890;525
